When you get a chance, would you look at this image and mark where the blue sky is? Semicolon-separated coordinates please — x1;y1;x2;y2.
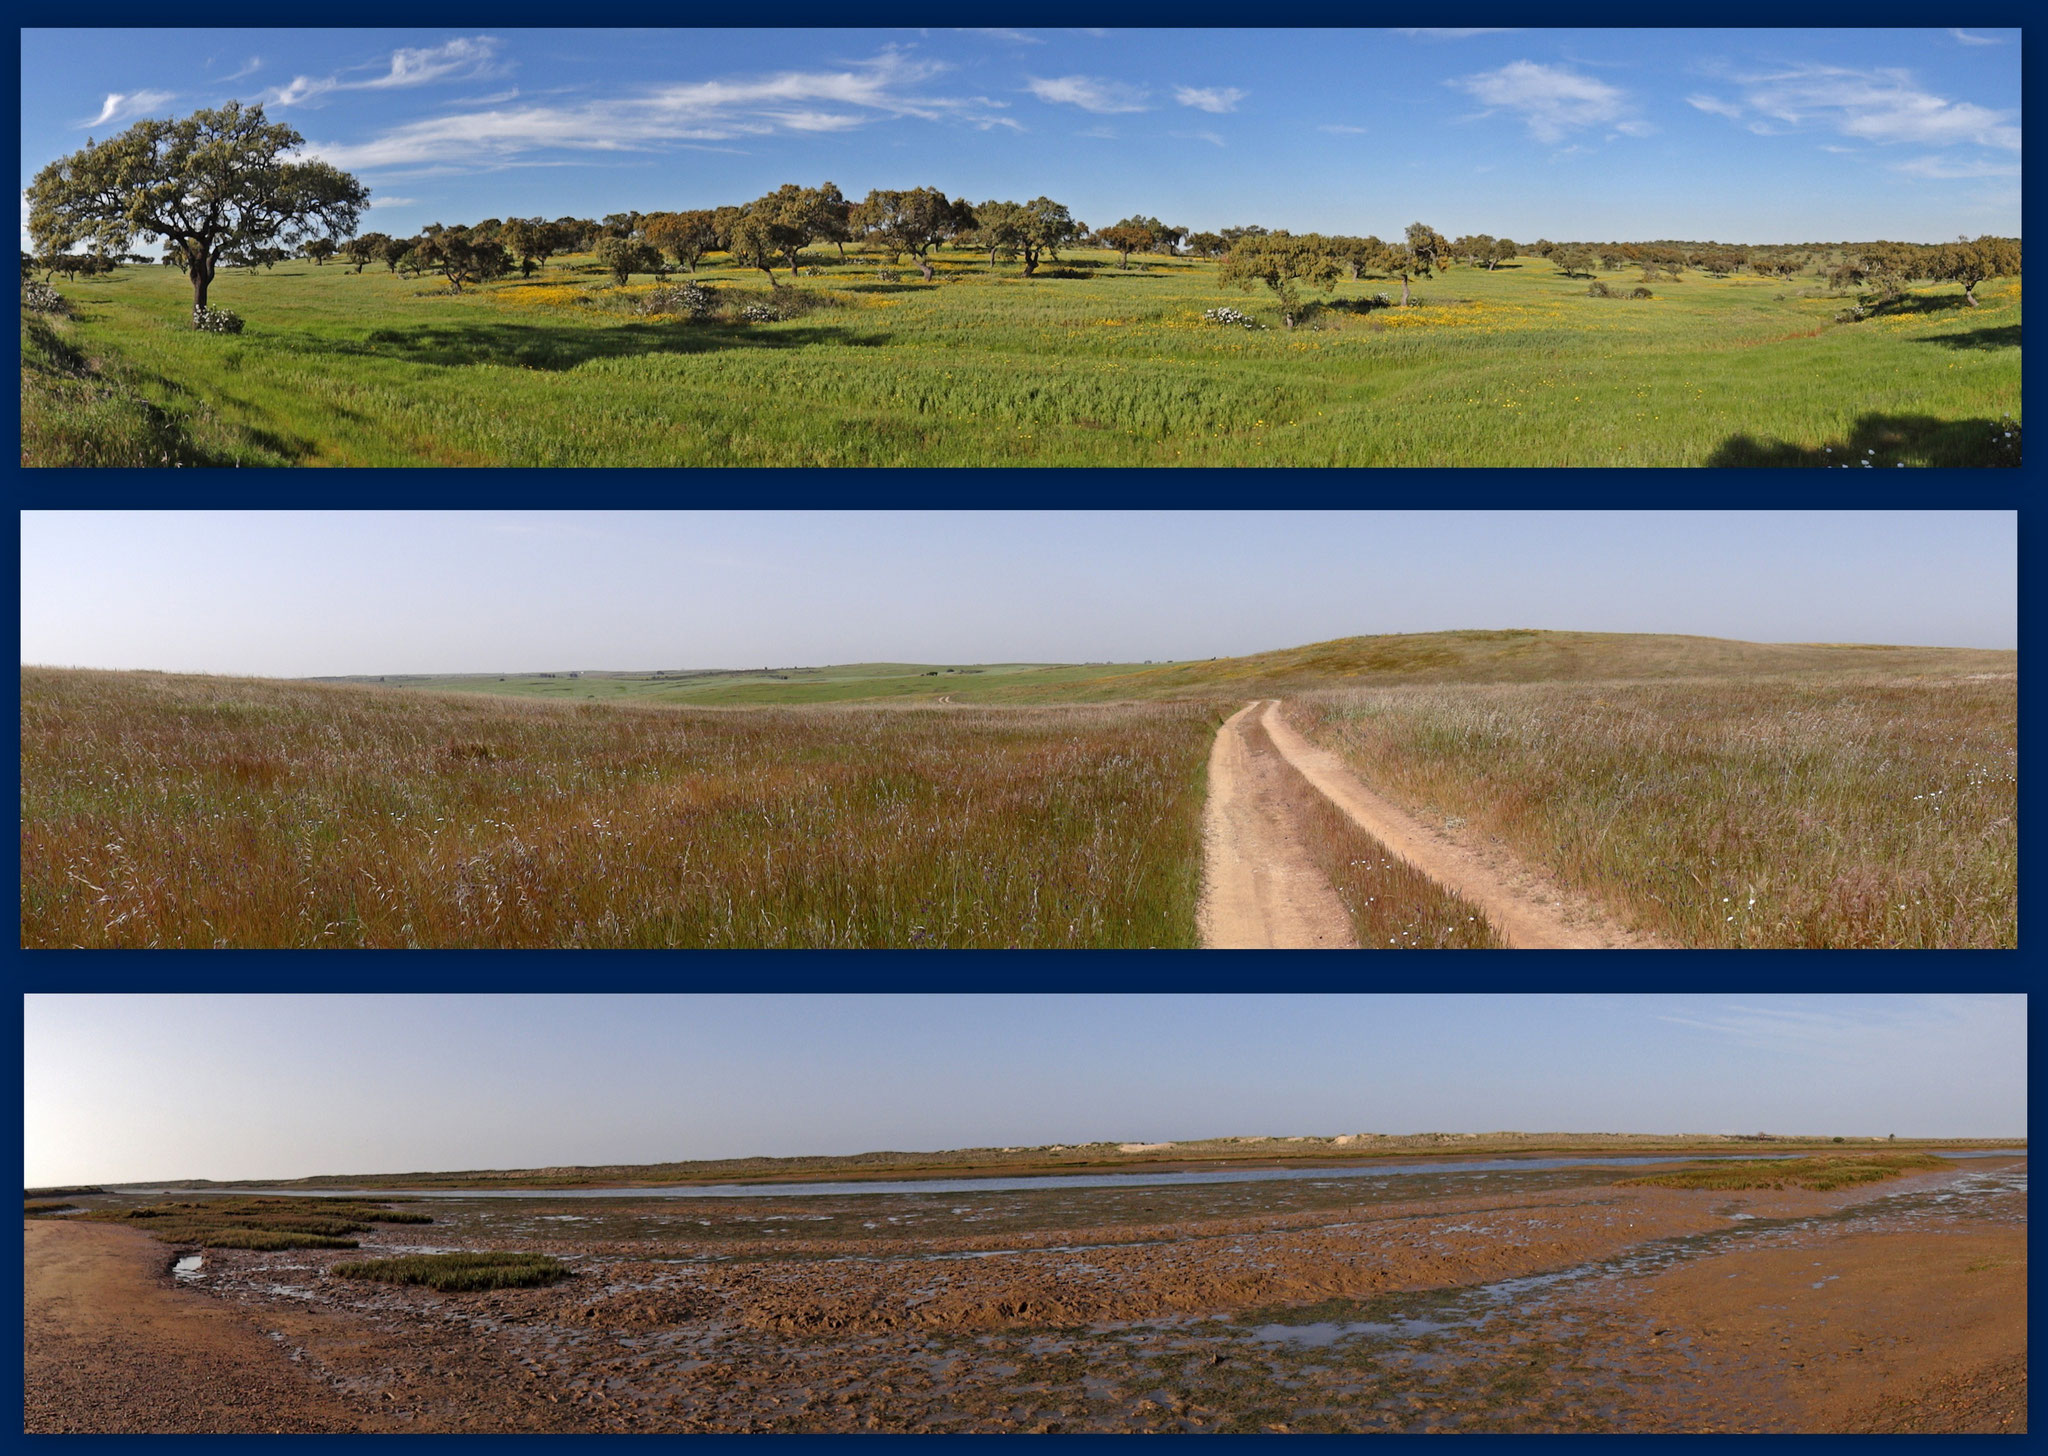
20;28;2022;246
17;511;2016;676
23;995;2026;1184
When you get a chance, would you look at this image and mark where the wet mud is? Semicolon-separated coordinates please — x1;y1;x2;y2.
28;1157;2025;1433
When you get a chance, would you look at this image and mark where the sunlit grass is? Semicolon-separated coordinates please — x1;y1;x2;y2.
20;248;2019;466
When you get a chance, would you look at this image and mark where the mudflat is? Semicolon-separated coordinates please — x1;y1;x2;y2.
25;1156;2023;1433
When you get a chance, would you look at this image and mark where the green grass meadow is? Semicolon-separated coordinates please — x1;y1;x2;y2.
20;246;2020;466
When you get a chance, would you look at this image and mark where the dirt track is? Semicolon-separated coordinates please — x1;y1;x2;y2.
1196;703;1356;949
1201;700;1662;949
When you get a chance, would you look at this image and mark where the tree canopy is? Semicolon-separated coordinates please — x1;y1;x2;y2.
27;101;367;320
641;211;719;274
1012;197;1083;277
852;187;974;280
1219;232;1343;327
1099;217;1158;269
1930;235;2021;306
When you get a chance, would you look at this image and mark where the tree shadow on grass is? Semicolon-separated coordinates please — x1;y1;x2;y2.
1872;292;1973;318
341;319;892;371
1707;412;2020;468
1913;324;2020;351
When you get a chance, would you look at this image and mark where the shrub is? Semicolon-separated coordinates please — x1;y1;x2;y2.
637;281;716;319
739;302;784;323
192;305;245;334
1586;281;1614;298
1629;286;1654;300
21;281;65;313
24;1201;77;1215
1201;306;1261;329
336;1251;572;1292
875;268;901;282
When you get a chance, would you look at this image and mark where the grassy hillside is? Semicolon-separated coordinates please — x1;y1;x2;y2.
329;630;2017;708
20;244;2020;467
316;659;1174;707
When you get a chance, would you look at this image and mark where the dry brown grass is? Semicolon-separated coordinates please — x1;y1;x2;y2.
1290;673;2016;948
20;668;1217;948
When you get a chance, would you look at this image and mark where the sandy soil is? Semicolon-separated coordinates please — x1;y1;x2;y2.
25;1157;2023;1433
1208;699;1663;949
1196;702;1357;948
23;1220;369;1433
1599;1227;2027;1432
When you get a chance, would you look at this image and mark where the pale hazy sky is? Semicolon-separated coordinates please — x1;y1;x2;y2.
22;995;2026;1186
16;512;2017;677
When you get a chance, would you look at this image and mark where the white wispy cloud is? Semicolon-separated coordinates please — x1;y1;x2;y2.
1318;124;1368;134
217;56;263;83
1949;28;2004;45
1685;64;2019;151
264;36;507;108
82;90;178;129
954;28;1042;45
1651;995;2017;1067
1170;128;1226;147
1449;61;1634;143
1174;85;1245;114
1393;28;1518;38
303;51;1016;170
1685;93;1744;120
1024;74;1150;113
1893;155;2022;179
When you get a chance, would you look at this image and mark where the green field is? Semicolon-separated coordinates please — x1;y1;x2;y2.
322;629;2015;708
20;246;2021;466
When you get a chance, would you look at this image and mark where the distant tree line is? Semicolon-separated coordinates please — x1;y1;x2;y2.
22;102;2022;329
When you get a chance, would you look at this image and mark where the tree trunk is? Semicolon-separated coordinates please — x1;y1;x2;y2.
1119;253;1130;270
835;241;846;260
761;265;778;288
1964;282;1980;306
1347;261;1360;281
189;265;211;314
917;255;933;282
1401;274;1411;307
1022;249;1039;277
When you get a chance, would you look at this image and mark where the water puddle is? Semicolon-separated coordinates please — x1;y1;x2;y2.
1252;1315;1454;1347
173;1254;205;1280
